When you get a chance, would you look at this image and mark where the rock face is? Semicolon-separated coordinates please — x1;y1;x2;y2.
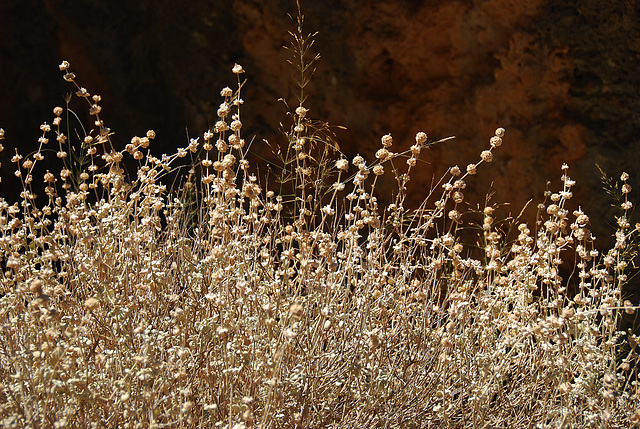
1;0;639;248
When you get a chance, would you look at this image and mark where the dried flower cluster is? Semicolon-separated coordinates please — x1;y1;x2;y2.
1;14;639;429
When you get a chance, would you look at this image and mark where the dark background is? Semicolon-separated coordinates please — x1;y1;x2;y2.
1;0;639;256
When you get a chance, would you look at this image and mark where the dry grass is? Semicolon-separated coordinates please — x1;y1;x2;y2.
1;7;639;429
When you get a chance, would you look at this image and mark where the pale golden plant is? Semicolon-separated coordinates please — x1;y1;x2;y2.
0;5;639;429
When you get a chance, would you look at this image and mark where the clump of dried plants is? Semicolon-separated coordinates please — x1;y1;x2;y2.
0;5;639;429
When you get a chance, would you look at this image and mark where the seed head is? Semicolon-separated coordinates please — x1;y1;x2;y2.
289;303;304;320
295;106;308;118
352;155;365;167
415;132;428;145
480;150;493;163
375;148;390;160
232;63;245;74
466;164;477;175
85;297;100;311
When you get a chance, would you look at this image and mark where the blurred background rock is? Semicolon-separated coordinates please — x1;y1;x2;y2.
1;0;639;253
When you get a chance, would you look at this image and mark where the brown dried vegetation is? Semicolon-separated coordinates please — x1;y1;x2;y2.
0;6;639;429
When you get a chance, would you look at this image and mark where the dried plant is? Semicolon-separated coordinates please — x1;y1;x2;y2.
0;5;639;429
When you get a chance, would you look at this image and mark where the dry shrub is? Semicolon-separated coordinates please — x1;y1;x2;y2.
0;6;639;429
